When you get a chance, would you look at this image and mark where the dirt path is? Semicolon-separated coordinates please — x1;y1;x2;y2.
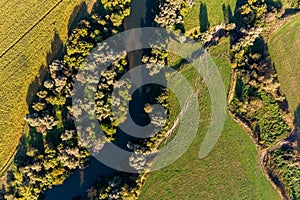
263;12;300;42
227;70;291;200
152;71;202;151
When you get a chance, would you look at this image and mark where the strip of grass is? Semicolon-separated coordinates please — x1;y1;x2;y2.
0;0;94;172
184;0;237;32
139;39;279;199
269;15;300;111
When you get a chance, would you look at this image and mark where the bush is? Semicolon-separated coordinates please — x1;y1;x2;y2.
240;0;267;26
267;146;300;200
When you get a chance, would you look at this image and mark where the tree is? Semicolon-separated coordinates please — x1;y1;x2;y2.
239;0;267;26
46;95;66;106
32;102;45;112
37;90;48;99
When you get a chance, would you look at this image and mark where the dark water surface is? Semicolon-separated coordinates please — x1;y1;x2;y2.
44;0;157;199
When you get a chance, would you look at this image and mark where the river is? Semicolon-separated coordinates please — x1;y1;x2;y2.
44;0;157;199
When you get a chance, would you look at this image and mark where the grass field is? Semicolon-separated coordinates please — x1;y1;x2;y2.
269;15;300;112
0;0;95;173
138;39;279;199
184;0;237;32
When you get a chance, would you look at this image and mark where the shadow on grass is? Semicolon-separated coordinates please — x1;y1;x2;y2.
281;105;300;152
283;8;300;17
222;3;233;23
23;0;98;162
199;3;210;33
26;1;96;107
294;104;300;126
68;2;89;36
26;30;63;106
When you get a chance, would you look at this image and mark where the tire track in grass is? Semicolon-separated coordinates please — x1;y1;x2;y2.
0;0;94;179
0;0;66;87
0;0;62;58
0;0;64;177
0;0;92;87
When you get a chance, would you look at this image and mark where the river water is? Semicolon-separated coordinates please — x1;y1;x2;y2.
44;0;157;199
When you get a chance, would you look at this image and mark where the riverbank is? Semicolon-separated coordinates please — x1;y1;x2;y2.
228;7;300;200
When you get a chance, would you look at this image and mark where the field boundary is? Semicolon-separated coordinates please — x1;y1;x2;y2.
0;0;62;58
0;142;18;177
263;12;300;42
0;0;95;180
227;68;290;200
0;0;96;88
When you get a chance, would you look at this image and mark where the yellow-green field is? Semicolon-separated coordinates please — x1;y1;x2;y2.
139;39;279;199
0;0;95;173
269;15;300;112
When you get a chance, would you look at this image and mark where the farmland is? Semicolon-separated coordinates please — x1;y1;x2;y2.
0;0;299;199
0;0;95;173
269;15;300;111
138;0;281;198
138;39;279;199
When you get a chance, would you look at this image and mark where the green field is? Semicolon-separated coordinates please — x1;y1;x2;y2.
269;15;300;112
0;0;94;173
139;2;280;198
139;39;279;199
184;0;237;32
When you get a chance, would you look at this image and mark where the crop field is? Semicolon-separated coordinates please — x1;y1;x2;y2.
269;15;300;112
184;0;237;32
139;39;279;199
0;0;95;173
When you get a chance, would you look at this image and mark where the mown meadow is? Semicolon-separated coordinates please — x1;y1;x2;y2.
269;15;300;111
138;0;290;198
139;38;279;199
183;0;237;33
268;14;300;200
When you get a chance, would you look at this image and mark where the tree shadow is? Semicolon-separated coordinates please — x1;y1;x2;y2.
92;0;106;16
67;2;89;36
26;30;63;106
2;0;100;195
269;62;290;111
170;58;189;71
126;0;158;29
283;104;300;149
26;0;100;107
231;0;245;26
145;0;158;27
0;184;5;198
199;3;210;32
222;3;233;23
294;105;300;126
283;8;300;17
266;0;283;9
